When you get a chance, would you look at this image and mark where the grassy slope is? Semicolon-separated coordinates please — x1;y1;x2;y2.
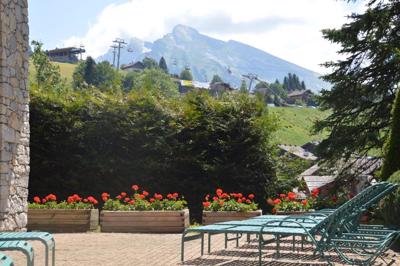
29;61;77;83
270;107;328;146
31;62;327;146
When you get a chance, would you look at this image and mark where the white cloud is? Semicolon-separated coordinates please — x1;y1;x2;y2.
63;0;363;73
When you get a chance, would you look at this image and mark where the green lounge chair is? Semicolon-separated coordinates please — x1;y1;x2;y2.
0;232;55;266
0;252;13;266
182;182;399;265
0;241;34;266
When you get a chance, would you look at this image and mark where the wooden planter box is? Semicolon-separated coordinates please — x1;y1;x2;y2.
28;209;99;233
202;210;262;225
100;210;189;233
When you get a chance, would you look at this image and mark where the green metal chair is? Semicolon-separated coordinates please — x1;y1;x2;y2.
0;232;55;266
0;252;13;266
181;182;399;265
0;241;34;266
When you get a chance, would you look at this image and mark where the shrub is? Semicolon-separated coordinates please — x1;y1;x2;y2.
202;188;258;212
381;89;400;180
29;194;98;209
102;184;187;211
380;171;400;226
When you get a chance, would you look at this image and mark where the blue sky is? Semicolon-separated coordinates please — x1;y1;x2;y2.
28;0;126;49
28;0;362;72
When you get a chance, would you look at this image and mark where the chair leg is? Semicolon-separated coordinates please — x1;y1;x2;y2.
200;233;204;256
52;239;55;266
224;233;228;249
208;233;211;253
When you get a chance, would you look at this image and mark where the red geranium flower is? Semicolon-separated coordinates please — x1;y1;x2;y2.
311;188;319;198
216;188;223;196
83;198;88;203
279;194;286;199
221;193;229;199
33;196;41;204
129;200;135;205
67;196;74;203
212;196;218;201
149;198;155;203
120;192;127;197
273;199;282;205
45;194;57;201
246;199;251;204
142;191;149;197
167;194;173;199
219;200;224;206
173;193;178;198
116;195;122;200
124;197;130;203
42;199;47;204
205;194;210;200
132;185;139;191
154;193;163;200
138;194;145;199
202;202;211;207
288;192;296;200
301;199;308;206
237;193;243;198
248;194;255;200
237;199;242;203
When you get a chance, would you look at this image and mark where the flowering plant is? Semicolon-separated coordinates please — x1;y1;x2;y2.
268;189;318;213
313;188;352;209
202;188;258;212
29;194;98;209
102;185;187;211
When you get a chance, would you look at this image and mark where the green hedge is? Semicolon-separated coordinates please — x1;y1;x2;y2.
29;86;277;220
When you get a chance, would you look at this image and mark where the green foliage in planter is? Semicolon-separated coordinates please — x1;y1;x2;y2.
102;189;187;211
202;189;258;212
29;194;98;210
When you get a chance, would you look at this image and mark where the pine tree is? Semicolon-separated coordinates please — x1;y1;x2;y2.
159;57;169;73
240;80;248;93
381;87;400;180
314;1;400;166
211;74;223;84
83;57;96;85
180;68;193;81
301;81;306;90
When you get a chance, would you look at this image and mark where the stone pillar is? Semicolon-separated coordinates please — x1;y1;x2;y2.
0;0;30;231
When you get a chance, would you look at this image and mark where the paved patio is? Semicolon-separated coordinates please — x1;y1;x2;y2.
4;233;399;265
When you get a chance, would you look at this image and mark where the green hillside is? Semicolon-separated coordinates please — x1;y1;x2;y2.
270;107;328;146
29;61;77;83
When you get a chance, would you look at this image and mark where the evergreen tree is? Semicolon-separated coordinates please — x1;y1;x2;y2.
158;57;169;74
301;81;306;90
381;87;400;180
142;57;158;69
240;80;248;93
180;68;193;81
83;57;96;85
211;74;223;84
314;1;400;167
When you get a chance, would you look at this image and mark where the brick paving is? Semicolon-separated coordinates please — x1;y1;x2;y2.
4;233;400;266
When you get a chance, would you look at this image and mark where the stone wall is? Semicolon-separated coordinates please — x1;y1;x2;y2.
0;0;30;231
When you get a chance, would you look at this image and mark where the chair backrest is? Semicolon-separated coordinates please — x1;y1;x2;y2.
312;182;397;244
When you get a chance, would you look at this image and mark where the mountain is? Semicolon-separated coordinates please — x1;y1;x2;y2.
97;25;329;91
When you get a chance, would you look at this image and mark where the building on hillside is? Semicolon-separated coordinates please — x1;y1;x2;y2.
46;47;85;63
121;61;146;72
286;90;313;104
178;80;210;93
277;144;317;161
298;157;383;196
209;82;234;97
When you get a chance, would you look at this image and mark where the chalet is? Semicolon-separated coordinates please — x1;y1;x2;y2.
277;144;317;160
121;61;146;72
46;47;85;63
298;157;383;196
209;82;234;97
286;90;313;104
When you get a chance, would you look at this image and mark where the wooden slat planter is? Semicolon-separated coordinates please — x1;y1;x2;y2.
100;209;189;233
202;210;262;225
28;209;99;233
